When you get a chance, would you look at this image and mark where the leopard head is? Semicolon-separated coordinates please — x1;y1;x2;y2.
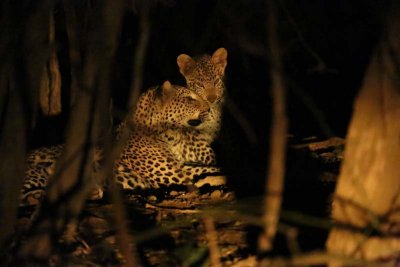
134;81;211;132
177;48;228;105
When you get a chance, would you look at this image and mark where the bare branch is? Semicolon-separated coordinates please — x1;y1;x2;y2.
39;10;62;116
259;0;288;252
63;0;83;107
128;0;151;110
204;217;222;267
225;96;258;144
18;1;126;261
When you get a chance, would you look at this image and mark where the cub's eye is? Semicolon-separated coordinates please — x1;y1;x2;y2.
186;96;196;102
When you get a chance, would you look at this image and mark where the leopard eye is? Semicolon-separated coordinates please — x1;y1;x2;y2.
185;96;196;102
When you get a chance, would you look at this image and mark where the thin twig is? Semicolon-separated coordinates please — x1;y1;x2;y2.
103;1;152;266
128;0;151;110
99;119;142;267
225;96;258;144
204;217;222;267
259;0;288;252
110;181;142;267
278;0;331;73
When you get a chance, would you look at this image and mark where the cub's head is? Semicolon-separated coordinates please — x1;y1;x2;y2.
177;48;228;105
134;81;210;131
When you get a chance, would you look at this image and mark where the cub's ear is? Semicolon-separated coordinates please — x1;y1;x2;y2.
177;54;196;76
159;80;175;104
211;47;228;75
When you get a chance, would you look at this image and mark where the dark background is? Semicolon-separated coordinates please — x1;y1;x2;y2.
31;0;382;201
23;0;386;253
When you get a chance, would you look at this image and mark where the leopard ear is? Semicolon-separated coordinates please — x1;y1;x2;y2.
177;54;196;77
211;48;228;75
160;80;174;104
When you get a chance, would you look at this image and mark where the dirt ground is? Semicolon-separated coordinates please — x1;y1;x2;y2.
11;137;343;266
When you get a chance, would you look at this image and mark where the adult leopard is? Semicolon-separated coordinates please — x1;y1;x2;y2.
115;81;225;190
20;81;225;206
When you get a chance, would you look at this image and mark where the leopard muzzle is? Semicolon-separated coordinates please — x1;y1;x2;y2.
187;111;208;127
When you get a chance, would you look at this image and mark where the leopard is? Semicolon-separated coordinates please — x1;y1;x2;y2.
20;145;104;206
121;48;228;166
114;81;225;190
130;79;218;166
20;81;226;206
176;47;228;142
20;46;229;206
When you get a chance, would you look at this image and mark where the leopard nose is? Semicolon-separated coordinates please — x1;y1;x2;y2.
187;119;202;126
207;94;217;103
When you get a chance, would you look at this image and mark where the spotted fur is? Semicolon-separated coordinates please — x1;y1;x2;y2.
114;134;223;190
177;47;228;141
20;81;225;206
20;145;104;206
122;48;228;166
130;81;217;165
115;81;224;190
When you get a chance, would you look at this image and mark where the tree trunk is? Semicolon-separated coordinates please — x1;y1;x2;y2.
0;0;51;249
326;4;400;265
18;0;125;260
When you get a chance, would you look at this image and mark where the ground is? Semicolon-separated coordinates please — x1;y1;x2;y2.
14;137;343;266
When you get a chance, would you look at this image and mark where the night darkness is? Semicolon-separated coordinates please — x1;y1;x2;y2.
7;0;391;262
34;0;382;195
